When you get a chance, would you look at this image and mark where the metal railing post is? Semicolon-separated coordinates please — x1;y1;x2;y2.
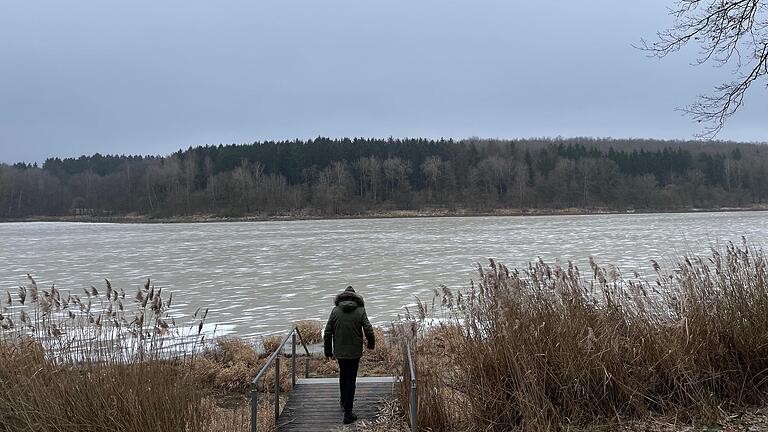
297;327;310;378
274;354;281;423
410;379;418;432
250;385;258;432
407;343;418;432
291;332;297;388
249;326;313;432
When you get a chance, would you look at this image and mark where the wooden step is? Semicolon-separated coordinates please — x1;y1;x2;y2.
276;376;397;431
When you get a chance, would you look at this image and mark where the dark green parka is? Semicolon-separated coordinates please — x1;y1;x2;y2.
324;290;375;360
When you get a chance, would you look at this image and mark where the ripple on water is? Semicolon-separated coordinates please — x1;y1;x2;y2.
1;213;766;336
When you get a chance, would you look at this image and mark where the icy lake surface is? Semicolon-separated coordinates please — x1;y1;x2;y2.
1;212;766;338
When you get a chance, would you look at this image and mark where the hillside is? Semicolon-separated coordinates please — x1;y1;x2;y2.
2;137;767;218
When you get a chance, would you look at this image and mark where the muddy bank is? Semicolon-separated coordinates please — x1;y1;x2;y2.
3;205;767;224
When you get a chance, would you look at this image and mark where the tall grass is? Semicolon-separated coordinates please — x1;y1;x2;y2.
0;277;281;432
0;276;210;362
400;241;768;431
0;337;212;431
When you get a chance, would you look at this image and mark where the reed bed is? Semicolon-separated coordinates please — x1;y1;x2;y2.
0;337;211;431
0;276;210;362
397;241;768;431
0;277;285;432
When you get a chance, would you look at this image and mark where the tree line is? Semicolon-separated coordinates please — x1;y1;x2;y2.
2;137;767;218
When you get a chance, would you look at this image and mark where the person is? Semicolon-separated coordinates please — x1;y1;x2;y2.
323;286;375;424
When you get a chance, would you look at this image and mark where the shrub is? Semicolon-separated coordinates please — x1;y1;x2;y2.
296;320;323;344
196;338;262;392
261;334;283;355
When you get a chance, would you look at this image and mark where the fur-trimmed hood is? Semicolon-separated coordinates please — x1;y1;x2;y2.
334;290;365;312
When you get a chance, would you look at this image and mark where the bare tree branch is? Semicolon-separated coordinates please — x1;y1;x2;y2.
639;0;768;137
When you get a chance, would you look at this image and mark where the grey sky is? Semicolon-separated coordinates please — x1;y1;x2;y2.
1;0;766;164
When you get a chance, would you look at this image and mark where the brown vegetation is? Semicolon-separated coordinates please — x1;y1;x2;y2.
261;334;283;355
396;241;768;431
0;337;217;432
295;320;323;344
0;277;290;432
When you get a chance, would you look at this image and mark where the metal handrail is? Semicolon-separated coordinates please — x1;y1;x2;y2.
405;341;418;432
250;326;312;432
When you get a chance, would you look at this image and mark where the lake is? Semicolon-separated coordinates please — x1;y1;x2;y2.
1;211;766;338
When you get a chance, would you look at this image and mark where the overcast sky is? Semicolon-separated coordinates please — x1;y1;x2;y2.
1;0;766;164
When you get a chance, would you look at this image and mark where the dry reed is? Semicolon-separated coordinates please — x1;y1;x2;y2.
0;276;291;432
261;334;283;355
295;320;323;344
396;241;768;431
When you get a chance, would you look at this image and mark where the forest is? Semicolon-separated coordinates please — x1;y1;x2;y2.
1;137;767;219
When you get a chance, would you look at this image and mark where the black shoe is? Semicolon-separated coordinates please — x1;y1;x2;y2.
342;411;358;424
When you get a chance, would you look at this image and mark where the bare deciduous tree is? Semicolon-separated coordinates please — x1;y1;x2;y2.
641;0;768;136
421;156;443;201
182;152;197;214
383;157;411;196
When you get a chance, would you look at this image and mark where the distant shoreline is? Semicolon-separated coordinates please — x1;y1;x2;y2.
2;205;767;224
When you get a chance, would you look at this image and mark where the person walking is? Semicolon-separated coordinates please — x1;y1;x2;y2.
323;286;375;424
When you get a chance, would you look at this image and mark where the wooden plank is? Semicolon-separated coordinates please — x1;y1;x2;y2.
276;376;396;432
298;376;396;385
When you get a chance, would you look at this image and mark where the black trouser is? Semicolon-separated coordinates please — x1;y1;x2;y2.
338;358;360;413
